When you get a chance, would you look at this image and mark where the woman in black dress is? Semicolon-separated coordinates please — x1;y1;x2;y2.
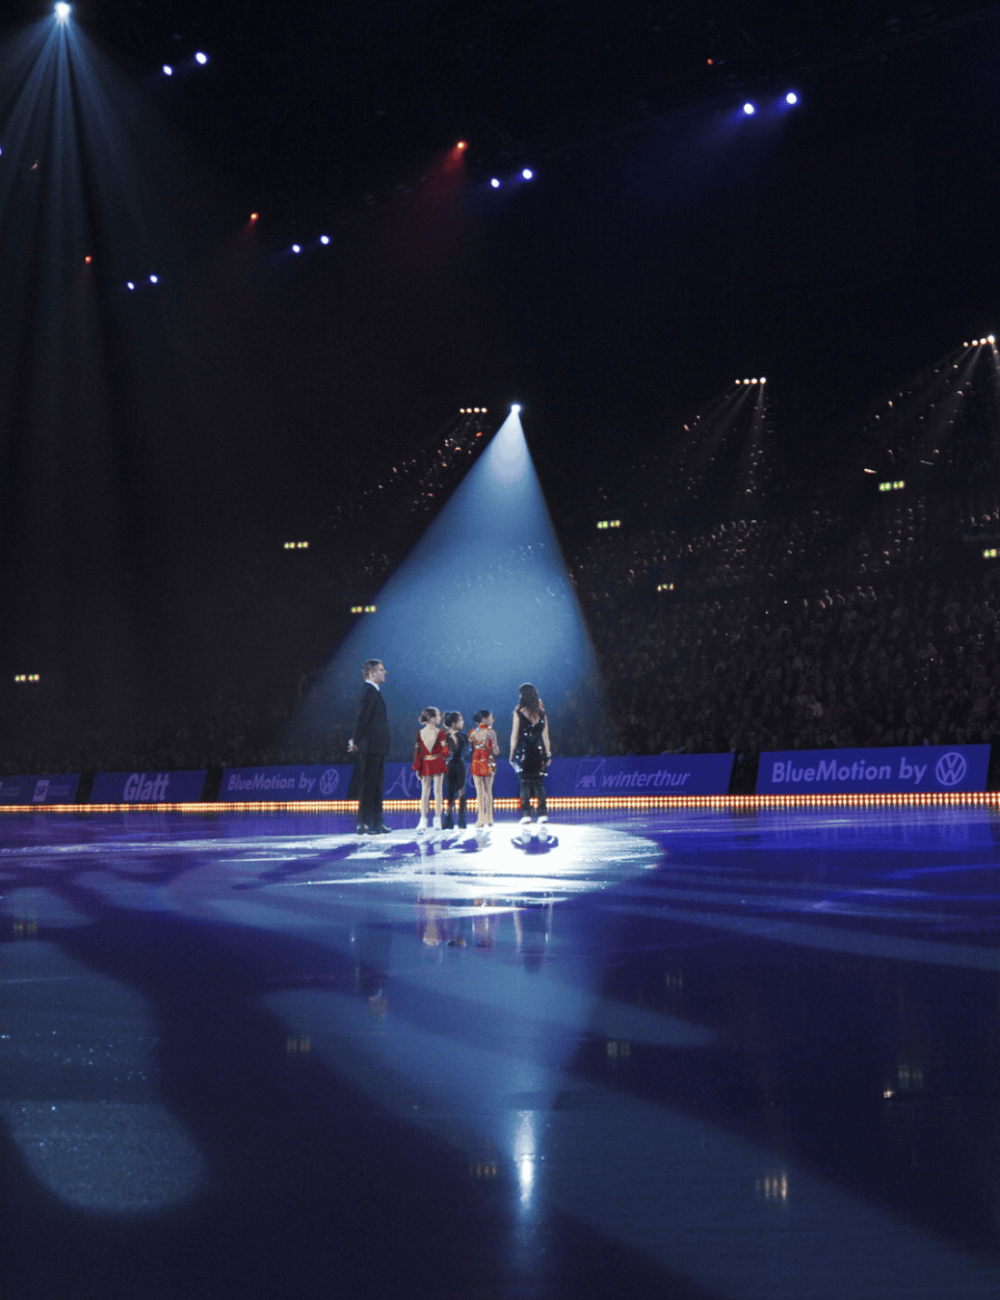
509;683;552;828
442;712;468;830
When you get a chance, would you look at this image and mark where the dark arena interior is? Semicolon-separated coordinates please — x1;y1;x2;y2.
2;4;1000;1299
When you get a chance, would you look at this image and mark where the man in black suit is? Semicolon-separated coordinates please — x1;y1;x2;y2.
348;659;391;835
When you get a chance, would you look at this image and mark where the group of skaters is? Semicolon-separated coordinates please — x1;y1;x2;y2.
412;683;552;839
348;661;552;839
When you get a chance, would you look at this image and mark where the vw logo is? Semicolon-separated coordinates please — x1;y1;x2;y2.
319;768;340;796
935;752;967;787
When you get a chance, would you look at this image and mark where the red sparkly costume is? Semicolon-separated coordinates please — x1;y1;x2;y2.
413;728;450;776
469;723;497;777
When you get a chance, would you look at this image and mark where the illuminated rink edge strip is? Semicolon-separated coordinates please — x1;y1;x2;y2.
3;792;1000;814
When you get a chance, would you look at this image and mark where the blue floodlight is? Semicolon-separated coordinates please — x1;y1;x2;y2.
149;274;159;284
320;235;330;245
785;91;799;105
55;3;71;21
163;65;173;77
490;178;501;188
126;282;135;291
291;244;301;254
521;168;533;180
742;102;756;116
195;52;208;66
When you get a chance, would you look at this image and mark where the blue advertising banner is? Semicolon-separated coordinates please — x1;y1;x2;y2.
383;754;734;801
91;770;208;803
221;764;352;800
757;745;990;794
549;753;735;798
0;773;81;805
383;762;491;801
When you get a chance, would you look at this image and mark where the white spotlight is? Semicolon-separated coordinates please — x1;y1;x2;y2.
163;65;174;77
195;52;209;65
511;403;521;413
785;91;798;105
521;168;534;180
291;244;301;254
989;335;996;344
320;235;330;245
490;178;501;188
55;2;71;21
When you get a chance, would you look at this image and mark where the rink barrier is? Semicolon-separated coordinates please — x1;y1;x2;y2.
0;744;995;811
5;790;1000;813
0;773;80;805
758;743;989;795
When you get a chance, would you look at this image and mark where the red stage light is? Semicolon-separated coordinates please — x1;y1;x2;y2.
84;255;92;264
249;212;259;223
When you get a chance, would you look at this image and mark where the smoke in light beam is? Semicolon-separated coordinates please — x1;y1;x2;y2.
289;409;604;756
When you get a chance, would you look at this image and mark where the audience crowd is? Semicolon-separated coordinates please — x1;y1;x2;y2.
5;365;1000;780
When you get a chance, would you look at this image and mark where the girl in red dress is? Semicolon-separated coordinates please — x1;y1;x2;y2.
469;709;500;832
413;706;450;832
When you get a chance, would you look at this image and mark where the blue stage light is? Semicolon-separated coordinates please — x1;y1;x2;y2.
149;274;159;284
54;2;70;21
490;178;501;188
291;244;301;254
195;52;208;65
521;168;533;180
126;282;135;291
163;65;173;77
742;102;756;116
785;91;799;105
320;235;330;245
